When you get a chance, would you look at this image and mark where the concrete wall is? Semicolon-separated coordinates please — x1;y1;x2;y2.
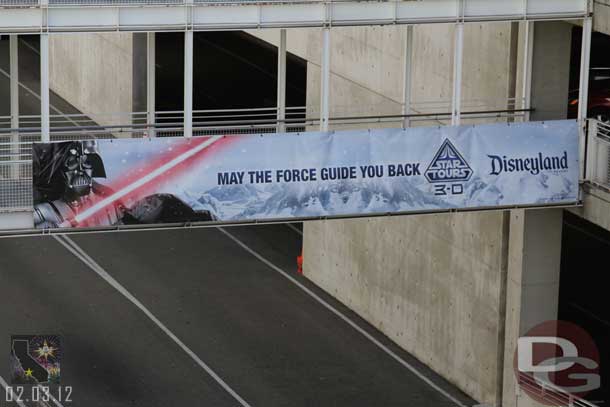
249;23;514;126
247;27;406;124
594;0;610;36
530;22;572;121
501;209;564;407
49;33;135;127
304;213;510;404
250;20;573;406
276;23;518;405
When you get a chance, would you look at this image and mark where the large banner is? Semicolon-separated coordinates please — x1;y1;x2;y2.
32;120;579;229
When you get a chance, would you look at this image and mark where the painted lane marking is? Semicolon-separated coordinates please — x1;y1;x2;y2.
53;234;251;407
218;227;466;407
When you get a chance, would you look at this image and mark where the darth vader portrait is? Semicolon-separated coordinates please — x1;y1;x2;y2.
32;140;215;229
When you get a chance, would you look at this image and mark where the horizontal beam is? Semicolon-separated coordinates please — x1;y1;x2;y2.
0;201;581;236
0;0;589;34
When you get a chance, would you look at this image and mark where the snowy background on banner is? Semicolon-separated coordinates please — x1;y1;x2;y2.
96;120;579;221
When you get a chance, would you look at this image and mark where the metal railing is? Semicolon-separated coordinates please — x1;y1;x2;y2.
0;107;309;213
0;0;275;4
517;372;599;407
585;119;610;189
0;107;307;134
0;105;531;213
0;0;386;6
0;103;526;135
0;0;436;5
0;0;590;36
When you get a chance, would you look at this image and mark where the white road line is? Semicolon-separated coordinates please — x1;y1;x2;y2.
218;227;467;407
0;374;27;407
0;66;82;128
569;302;610;328
19;38;41;57
284;223;302;236
3;36;85;128
52;234;252;407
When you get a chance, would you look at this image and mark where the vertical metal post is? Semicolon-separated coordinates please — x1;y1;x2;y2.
10;35;19;179
578;17;592;123
184;30;193;138
451;23;464;126
10;36;19;132
522;21;534;122
147;32;156;138
506;22;519;122
402;25;414;128
320;28;331;132
579;17;592;181
276;29;287;133
40;33;50;142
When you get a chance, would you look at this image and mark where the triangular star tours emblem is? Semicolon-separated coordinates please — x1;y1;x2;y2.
425;139;473;183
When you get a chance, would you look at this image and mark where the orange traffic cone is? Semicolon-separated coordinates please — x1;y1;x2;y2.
296;251;303;274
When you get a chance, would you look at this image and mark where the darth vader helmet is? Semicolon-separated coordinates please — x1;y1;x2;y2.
61;140;106;200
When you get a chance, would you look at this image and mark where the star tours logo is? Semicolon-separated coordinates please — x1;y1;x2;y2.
425;139;473;184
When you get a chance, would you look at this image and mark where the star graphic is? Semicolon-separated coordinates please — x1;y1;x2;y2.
24;368;33;378
35;340;56;360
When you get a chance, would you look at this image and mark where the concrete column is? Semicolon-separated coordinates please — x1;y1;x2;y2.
277;29;287;133
40;33;50;142
530;21;572;121
502;209;564;407
10;35;19;179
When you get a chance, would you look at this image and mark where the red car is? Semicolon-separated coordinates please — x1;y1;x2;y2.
568;68;610;124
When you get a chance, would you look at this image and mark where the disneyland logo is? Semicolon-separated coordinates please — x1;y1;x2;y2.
488;151;569;176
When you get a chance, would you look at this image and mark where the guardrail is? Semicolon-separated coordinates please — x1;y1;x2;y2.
0;0;589;34
585;119;610;189
0;108;309;213
517;372;599;407
0;0;592;8
0;102;525;135
0;106;532;214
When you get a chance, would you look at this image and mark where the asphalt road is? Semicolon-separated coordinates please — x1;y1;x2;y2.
0;36;88;126
0;224;473;407
0;33;472;407
0;36;109;210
